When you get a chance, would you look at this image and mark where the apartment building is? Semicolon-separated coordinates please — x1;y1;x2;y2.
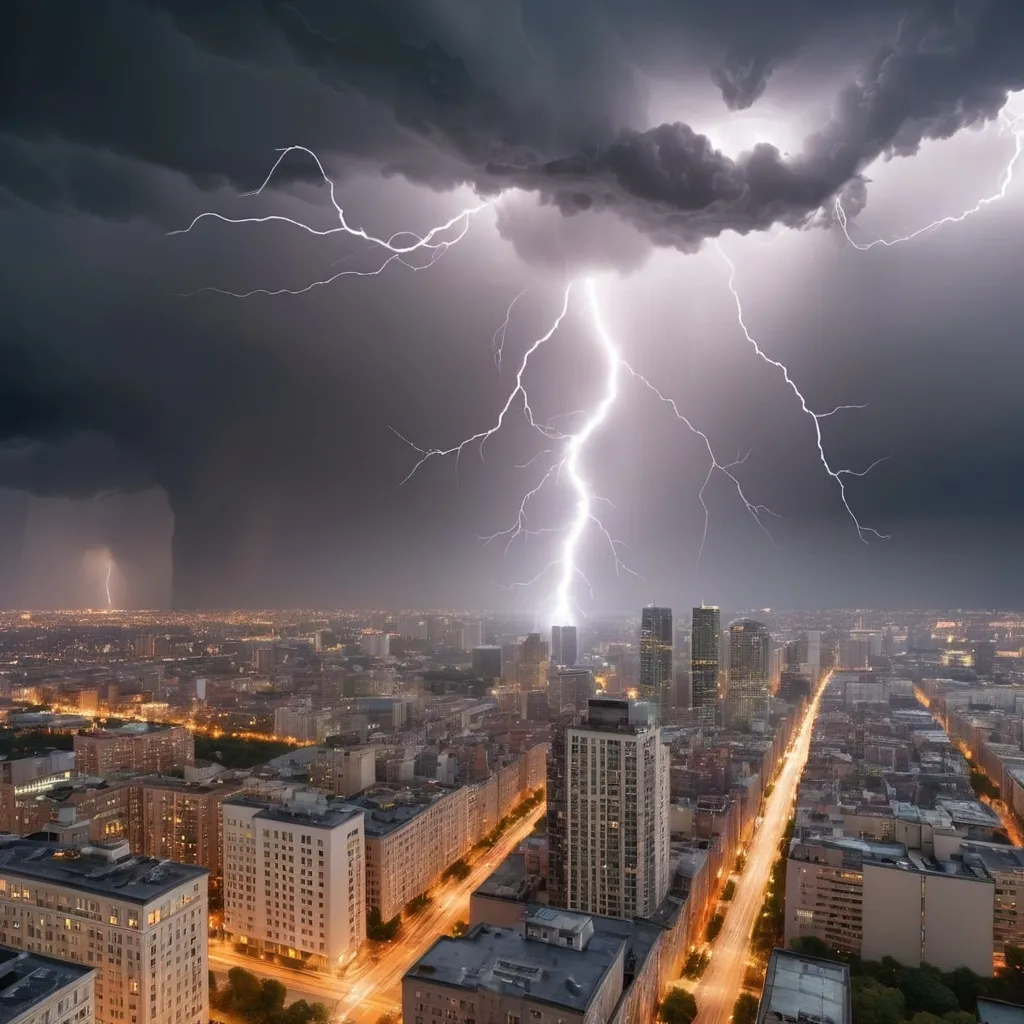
548;699;670;920
0;949;94;1024
0;754;76;836
0;837;208;1024
784;835;993;975
273;706;333;744
310;748;375;798
359;787;471;922
73;725;193;777
222;793;365;970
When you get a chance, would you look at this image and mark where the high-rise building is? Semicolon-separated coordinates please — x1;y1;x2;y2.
547;698;670;919
726;619;771;729
515;633;549;691
223;793;366;969
460;621;484;651
471;645;502;681
0;837;208;1024
639;606;673;712
691;606;721;727
550;625;578;667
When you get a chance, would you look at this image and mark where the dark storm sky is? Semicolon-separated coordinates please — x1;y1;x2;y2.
3;0;1024;612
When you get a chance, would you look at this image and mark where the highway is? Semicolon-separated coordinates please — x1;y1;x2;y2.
211;805;546;1023
693;676;828;1024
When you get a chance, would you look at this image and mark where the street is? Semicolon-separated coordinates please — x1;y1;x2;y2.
211;805;546;1023
693;675;828;1024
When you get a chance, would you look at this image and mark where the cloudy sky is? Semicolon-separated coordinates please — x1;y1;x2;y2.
3;0;1024;614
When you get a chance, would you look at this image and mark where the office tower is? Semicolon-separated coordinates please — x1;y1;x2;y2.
550;625;578;667
726;619;771;729
0;837;208;1024
516;633;549;691
547;698;670;919
639;606;673;712
549;668;595;716
805;630;821;682
460;620;484;652
471;644;502;681
690;606;720;727
223;793;366;969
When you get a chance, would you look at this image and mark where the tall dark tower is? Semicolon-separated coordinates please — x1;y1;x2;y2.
691;606;721;727
551;624;578;667
639;605;673;712
726;619;771;729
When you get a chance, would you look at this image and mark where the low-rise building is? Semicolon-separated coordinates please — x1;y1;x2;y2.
0;948;94;1024
311;748;375;797
756;949;850;1024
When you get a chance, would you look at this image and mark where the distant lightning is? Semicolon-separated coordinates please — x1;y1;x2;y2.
836;107;1024;249
104;560;113;610
715;241;889;543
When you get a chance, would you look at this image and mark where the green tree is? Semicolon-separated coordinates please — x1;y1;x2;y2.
942;966;984;1014
901;969;960;1017
405;893;432;916
733;992;759;1024
683;950;710;979
452;920;468;937
258;979;287;1016
909;1014;947;1024
721;880;736;901
442;859;472;882
851;978;906;1024
942;1013;978;1024
366;906;401;941
706;912;725;942
226;967;262;1015
659;988;698;1024
789;936;841;961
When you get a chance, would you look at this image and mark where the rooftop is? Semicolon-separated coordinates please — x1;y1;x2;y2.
406;922;625;1012
978;998;1024;1024
224;796;363;830
0;838;207;904
758;949;850;1024
0;950;94;1024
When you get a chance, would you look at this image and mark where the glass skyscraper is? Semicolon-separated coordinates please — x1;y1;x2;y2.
639;605;673;712
691;605;721;727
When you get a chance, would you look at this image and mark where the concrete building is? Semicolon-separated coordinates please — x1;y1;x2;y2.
784;835;993;975
515;634;549;692
273;705;333;744
756;949;850;1024
460;621;484;652
691;605;720;727
548;699;670;920
222;793;366;969
73;724;194;776
470;646;502;682
0;949;94;1024
726;619;771;729
551;625;578;667
311;747;376;797
359;631;390;659
0;837;208;1024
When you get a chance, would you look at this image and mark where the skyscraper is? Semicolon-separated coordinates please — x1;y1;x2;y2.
515;632;549;691
726;619;771;729
547;698;670;919
550;624;578;667
691;605;721;727
639;605;673;712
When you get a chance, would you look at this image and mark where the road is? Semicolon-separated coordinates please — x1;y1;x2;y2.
693;675;828;1024
211;805;546;1023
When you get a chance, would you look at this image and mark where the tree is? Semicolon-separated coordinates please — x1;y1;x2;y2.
258;979;287;1016
442;859;471;882
942;966;984;1013
735;852;747;873
942;1013;978;1024
659;988;698;1024
733;993;759;1024
366;906;401;942
789;936;841;962
900;968;960;1017
721;880;736;901
405;893;432;917
452;920;468;937
225;967;262;1015
706;912;725;942
683;950;710;980
851;978;906;1024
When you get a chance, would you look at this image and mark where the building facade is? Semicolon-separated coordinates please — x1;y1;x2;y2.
0;837;208;1024
548;699;670;920
551;625;578;668
310;748;376;798
73;725;194;777
726;619;771;729
639;606;673;713
222;795;366;970
691;606;721;728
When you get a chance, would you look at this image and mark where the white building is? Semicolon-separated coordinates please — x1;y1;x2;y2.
549;698;670;920
360;632;390;659
222;793;366;970
0;950;94;1024
0;837;208;1024
273;705;333;743
459;621;484;652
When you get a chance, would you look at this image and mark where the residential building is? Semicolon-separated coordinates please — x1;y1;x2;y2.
691;606;721;728
0;949;94;1024
548;698;670;919
0;837;208;1024
640;606;673;712
515;634;549;692
310;748;376;798
222;793;365;969
73;725;194;776
470;646;501;682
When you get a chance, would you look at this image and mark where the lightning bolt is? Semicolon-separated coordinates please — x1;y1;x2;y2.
104;560;113;610
169;145;493;297
836;107;1024;249
714;242;889;543
397;279;776;624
